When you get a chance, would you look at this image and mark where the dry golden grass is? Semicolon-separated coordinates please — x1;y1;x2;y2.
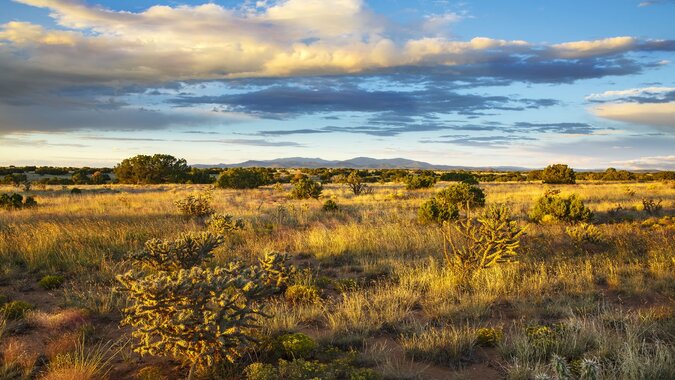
0;180;673;378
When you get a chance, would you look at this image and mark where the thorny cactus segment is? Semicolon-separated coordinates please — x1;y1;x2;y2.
207;213;244;235
259;251;296;290
130;232;224;271
117;265;274;369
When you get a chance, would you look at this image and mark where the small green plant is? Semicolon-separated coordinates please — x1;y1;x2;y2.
129;232;224;271
291;177;322;199
565;223;603;244
552;354;572;380
0;193;37;210
1;300;34;320
579;358;600;380
244;362;278;380
322;199;339;212
39;275;65;290
276;333;317;359
285;284;321;305
174;192;213;217
206;213;244;234
475;327;503;347
530;192;593;223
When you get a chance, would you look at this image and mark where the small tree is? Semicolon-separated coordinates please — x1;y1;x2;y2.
339;171;370;195
541;164;576;184
291;177;322;199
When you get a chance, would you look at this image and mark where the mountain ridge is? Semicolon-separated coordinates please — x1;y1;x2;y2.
192;157;529;171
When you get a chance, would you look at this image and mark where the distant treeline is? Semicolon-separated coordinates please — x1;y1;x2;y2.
1;155;673;187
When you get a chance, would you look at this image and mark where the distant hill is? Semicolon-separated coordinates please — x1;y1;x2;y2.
193;157;528;171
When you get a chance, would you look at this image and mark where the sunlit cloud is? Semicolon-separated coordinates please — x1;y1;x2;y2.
592;101;675;128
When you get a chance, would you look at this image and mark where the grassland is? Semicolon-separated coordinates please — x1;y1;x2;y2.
0;180;673;379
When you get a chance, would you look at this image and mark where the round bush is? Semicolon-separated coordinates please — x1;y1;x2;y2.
38;275;65;290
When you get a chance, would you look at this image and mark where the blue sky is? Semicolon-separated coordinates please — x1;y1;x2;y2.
0;0;674;169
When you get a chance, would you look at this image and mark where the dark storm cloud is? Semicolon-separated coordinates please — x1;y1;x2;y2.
169;85;558;118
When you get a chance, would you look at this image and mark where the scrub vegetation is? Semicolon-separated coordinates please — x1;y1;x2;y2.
0;161;673;379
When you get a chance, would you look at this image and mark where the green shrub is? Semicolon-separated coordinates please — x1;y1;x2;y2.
437;183;486;210
277;333;317;359
207;213;244;234
174;192;213;217
322;199;339;212
418;197;459;224
0;193;37;210
70;187;82;194
530;193;593;223
541;164;576;184
1;300;34;320
476;327;503;347
130;232;224;271
291;177;322;199
404;175;436;190
39;274;65;290
216;167;271;189
285;285;321;305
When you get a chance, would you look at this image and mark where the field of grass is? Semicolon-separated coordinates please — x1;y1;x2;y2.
0;180;673;379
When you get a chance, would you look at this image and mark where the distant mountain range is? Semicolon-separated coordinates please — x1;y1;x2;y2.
193;157;529;171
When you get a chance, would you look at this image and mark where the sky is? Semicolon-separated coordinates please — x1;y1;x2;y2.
0;0;674;169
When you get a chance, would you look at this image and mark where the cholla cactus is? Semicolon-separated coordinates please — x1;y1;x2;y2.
117;264;274;376
130;232;224;271
579;358;600;380
551;354;571;380
443;204;525;280
565;223;603;244
174;191;213;218
207;213;244;235
259;251;296;289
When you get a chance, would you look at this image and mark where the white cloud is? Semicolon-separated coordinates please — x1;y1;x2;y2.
585;86;675;101
551;36;636;58
592;101;675;128
0;0;669;85
610;155;675;170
